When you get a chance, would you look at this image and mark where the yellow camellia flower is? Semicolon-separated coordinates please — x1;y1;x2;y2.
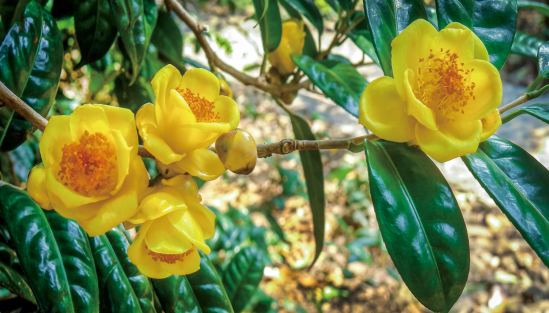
27;104;149;236
358;19;502;162
126;174;215;279
269;19;306;76
136;65;240;180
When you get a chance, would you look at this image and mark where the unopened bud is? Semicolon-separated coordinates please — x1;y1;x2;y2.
215;129;257;175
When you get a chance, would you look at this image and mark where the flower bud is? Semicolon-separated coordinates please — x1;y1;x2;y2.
215;129;257;175
268;19;305;76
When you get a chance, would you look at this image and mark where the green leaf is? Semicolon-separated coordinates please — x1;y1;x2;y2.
222;246;266;313
473;0;517;70
280;105;325;268
362;0;397;76
252;0;282;52
435;0;474;29
291;54;367;117
106;227;156;313
0;187;74;312
152;276;200;313
279;0;323;34
538;41;549;78
518;1;549;17
510;30;543;58
111;0;158;84
74;0;118;67
0;1;43;151
186;251;234;313
462;135;549;268
0;243;35;304
89;234;143;313
44;211;99;313
502;103;549;124
348;30;380;66
396;0;427;32
0;0;18;30
114;74;154;113
264;212;286;242
365;141;469;312
51;0;77;19
425;6;438;29
151;11;186;70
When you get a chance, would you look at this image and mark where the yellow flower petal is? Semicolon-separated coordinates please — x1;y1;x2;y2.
184;196;216;239
165;89;197;127
403;69;438;130
480;109;501;142
178;68;220;103
78;157;149;237
27;164;52;210
168;122;230;155
128;221;153;265
455;59;502;122
111;129;132;195
46;167;106;208
136;103;158;130
69;105;111;141
416;119;482;162
95;104;139;151
445;22;489;61
159;247;201;276
152;65;182;131
145;216;193;254
137;257;172;279
167;209;210;254
175;148;226;181
128;189;187;224
269;20;305;75
358;76;416;142
213;95;240;130
391;19;438;100
39;115;72;168
141;123;186;164
428;28;474;65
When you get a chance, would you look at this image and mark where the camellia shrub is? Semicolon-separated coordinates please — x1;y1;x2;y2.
0;0;549;312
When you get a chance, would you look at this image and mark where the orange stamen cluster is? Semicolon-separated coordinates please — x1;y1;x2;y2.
416;48;476;120
148;246;194;264
177;87;220;123
58;131;117;197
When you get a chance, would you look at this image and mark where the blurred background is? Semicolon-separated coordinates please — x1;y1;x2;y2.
3;0;549;312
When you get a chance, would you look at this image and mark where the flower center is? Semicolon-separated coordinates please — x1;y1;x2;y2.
416;48;476;120
177;87;219;123
148;246;194;264
58;130;118;197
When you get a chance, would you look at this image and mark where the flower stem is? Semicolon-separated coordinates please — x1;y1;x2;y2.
525;73;545;93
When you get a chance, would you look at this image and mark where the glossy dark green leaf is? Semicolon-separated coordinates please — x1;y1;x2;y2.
106;227;156;313
152;275;200;313
280;105;325;268
89;234;143;313
222;246;266;313
425;6;438;29
473;0;517;70
74;0;118;67
0;0;18;30
0;1;42;151
462;135;549;268
537;42;549;78
0;186;74;312
114;74;154;113
396;0;427;32
365;140;469;312
151;11;185;70
502;103;549;124
4;7;63;152
348;30;380;66
252;0;282;52
112;0;158;84
435;0;474;29
280;0;323;34
44;211;99;313
186;251;234;313
362;0;396;76
510;30;543;58
291;54;367;117
0;243;35;304
264;212;286;242
518;1;549;16
51;0;77;19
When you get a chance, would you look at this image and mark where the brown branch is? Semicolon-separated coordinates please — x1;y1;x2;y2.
0;80;47;132
164;0;310;97
0;180;24;190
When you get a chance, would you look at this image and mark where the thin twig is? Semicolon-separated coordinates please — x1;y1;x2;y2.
164;0;309;97
498;94;529;115
0;81;47;132
0;180;24;190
